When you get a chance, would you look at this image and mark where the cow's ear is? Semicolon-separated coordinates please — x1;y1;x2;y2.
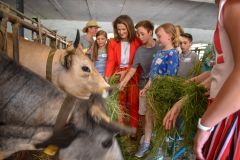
75;47;85;56
60;52;72;70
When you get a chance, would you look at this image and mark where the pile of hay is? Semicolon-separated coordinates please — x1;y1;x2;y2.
146;76;208;154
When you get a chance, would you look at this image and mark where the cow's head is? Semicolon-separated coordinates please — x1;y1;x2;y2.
58;30;109;99
34;94;134;160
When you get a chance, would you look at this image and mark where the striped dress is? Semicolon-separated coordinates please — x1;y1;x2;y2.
203;0;240;159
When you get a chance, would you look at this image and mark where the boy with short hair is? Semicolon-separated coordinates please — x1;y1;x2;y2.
177;33;199;78
118;20;160;157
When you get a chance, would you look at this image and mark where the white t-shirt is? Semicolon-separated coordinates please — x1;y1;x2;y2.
120;41;130;68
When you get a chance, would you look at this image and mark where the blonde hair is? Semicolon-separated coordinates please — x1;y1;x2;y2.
155;23;178;48
113;15;136;42
175;25;184;35
175;25;184;47
92;30;109;62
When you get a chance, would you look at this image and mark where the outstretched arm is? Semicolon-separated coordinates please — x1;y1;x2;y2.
163;71;211;130
190;71;211;83
163;96;187;130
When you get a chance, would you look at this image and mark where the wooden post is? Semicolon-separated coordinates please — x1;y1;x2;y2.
37;17;42;43
31;22;34;40
42;33;47;45
16;0;24;37
0;16;8;52
55;31;60;49
63;36;67;48
0;2;9;53
50;30;57;49
12;22;20;63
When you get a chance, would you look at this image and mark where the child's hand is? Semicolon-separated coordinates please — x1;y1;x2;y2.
163;99;183;130
194;130;211;160
139;88;146;96
114;70;127;82
118;80;127;91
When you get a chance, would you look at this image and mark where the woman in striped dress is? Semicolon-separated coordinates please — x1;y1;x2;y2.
194;0;240;159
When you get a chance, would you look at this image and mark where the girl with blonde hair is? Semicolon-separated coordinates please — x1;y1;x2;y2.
136;23;179;158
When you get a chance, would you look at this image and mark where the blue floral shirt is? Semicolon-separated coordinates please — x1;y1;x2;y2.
149;49;179;80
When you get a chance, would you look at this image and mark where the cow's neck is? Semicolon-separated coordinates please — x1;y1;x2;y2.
50;50;64;86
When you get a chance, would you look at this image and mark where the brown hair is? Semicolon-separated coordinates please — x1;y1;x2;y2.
155;23;178;48
113;15;136;42
92;30;109;62
181;33;193;42
135;20;154;36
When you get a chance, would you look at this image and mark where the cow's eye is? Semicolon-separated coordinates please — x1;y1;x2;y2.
82;66;91;73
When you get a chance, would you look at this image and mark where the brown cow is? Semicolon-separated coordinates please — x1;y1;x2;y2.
4;31;109;99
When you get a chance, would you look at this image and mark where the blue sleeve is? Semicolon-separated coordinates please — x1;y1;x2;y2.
166;50;179;76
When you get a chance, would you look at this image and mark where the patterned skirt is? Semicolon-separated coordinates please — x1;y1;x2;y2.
203;100;240;159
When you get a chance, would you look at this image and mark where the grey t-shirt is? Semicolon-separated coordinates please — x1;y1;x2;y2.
132;44;160;88
177;51;199;78
80;35;93;49
80;35;94;59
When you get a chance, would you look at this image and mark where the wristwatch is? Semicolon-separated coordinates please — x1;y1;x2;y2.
197;118;214;132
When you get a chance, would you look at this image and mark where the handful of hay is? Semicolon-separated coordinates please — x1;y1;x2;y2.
106;75;121;121
146;76;208;153
190;44;215;76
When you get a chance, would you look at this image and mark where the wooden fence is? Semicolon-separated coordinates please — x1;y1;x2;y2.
0;1;69;63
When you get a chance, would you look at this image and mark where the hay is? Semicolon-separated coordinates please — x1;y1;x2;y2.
190;61;202;77
106;75;121;121
181;83;208;146
146;76;186;153
106;75;208;157
146;76;208;154
190;44;215;76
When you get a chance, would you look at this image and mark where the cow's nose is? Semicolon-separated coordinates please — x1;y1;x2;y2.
101;85;117;98
107;85;118;95
102;89;109;98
